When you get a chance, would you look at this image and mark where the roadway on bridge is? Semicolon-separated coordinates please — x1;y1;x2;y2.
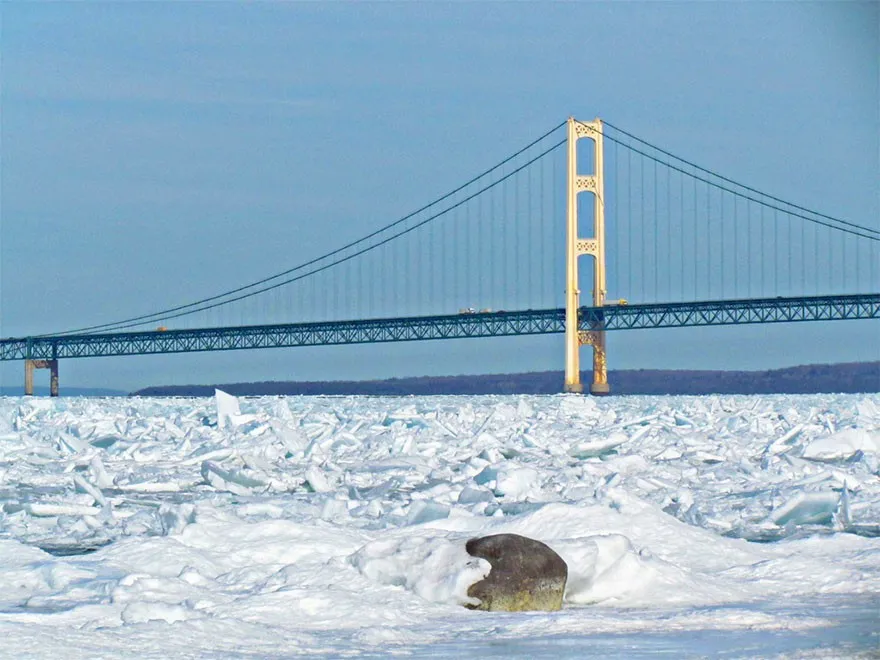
2;294;877;362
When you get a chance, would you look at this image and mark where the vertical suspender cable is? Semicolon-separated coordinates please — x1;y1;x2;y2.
540;155;546;306
871;229;876;294
335;239;341;319
507;169;511;308
827;211;833;293
525;164;530;307
514;168;520;307
838;223;845;293
497;171;502;307
308;269;314;322
639;153;648;300
828;216;834;293
613;139;619;299
667;156;672;298
758;204;767;297
653;159;658;301
773;208;778;295
498;170;504;308
746;193;752;298
853;226;859;293
371;243;376;317
296;274;302;324
396;223;403;315
468;193;474;308
438;192;445;313
360;235;365;318
453;207;460;309
733;195;738;297
679;167;684;300
343;257;349;319
489;173;495;308
814;221;820;295
427;202;433;316
720;187;726;298
789;212;794;294
800;203;806;294
707;179;711;299
693;175;698;300
553;151;559;306
627;147;632;300
473;191;479;309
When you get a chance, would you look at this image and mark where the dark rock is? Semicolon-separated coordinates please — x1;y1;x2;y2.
465;533;567;612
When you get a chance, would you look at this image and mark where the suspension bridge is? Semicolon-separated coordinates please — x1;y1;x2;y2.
2;117;878;396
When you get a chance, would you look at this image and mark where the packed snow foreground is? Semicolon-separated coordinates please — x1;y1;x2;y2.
0;392;878;657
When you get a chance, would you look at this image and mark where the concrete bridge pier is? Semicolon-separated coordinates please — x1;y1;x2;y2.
24;359;59;397
579;328;610;396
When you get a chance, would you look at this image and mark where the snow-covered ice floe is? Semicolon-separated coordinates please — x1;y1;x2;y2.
0;392;878;658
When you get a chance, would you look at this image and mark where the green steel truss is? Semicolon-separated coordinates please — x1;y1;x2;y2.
1;294;877;362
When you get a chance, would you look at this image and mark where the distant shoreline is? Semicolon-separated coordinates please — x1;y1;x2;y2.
0;386;127;397
131;362;880;397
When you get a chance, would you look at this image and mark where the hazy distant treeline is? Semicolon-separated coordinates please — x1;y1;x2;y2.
132;362;880;397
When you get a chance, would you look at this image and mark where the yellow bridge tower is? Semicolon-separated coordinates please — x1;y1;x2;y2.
564;117;609;395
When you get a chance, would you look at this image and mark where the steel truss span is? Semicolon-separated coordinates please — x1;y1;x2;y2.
1;294;877;362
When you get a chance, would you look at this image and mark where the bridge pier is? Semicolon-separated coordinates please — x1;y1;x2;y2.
579;329;609;395
24;359;59;397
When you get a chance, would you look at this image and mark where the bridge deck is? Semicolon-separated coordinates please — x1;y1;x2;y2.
1;294;877;361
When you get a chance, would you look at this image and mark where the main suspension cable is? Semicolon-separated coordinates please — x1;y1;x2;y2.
49;121;566;336
70;139;566;334
602;120;879;237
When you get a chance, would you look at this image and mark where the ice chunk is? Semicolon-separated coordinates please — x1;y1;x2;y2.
802;429;878;461
304;466;333;493
200;460;266;495
457;486;495;504
768;490;841;526
407;501;451;525
181;448;235;466
215;389;241;430
73;474;107;507
25;503;103;517
494;466;540;499
570;432;628;459
57;432;89;454
473;465;498;486
90;457;115;488
765;424;804;456
834;483;852;531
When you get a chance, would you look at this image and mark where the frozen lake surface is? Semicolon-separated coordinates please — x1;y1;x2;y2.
0;393;877;658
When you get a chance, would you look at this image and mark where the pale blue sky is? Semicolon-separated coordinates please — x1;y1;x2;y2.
1;2;878;392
